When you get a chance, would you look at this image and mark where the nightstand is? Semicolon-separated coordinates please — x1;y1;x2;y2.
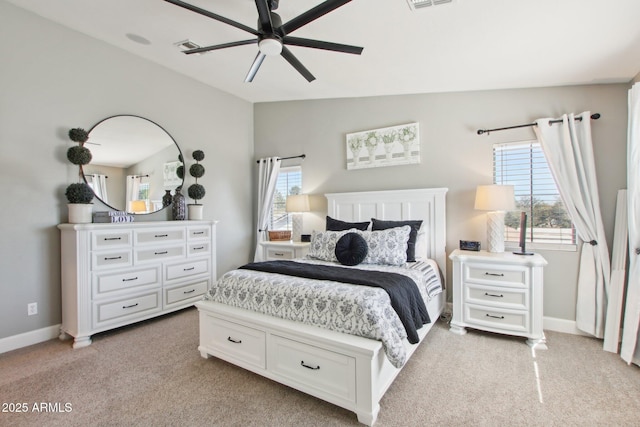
449;249;548;349
261;241;310;261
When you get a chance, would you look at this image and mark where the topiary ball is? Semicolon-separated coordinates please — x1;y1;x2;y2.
192;150;205;162
188;183;206;201
176;165;184;180
189;163;205;178
65;183;94;204
67;146;92;165
68;128;89;143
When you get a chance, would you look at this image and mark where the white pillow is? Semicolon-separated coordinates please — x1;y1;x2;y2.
355;226;411;266
307;229;354;262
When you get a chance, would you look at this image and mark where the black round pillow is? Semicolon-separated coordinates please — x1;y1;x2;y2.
335;232;368;266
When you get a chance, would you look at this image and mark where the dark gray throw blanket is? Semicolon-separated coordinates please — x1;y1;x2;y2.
239;260;430;344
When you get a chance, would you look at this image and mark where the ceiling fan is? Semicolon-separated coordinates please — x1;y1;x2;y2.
164;0;363;82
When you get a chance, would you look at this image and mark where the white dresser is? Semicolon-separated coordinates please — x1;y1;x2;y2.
58;220;217;348
449;249;547;348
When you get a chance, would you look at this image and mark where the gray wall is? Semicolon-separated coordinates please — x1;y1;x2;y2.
254;85;629;322
0;2;254;340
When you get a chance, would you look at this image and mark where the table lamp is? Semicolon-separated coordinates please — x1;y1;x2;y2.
474;185;515;253
285;194;310;242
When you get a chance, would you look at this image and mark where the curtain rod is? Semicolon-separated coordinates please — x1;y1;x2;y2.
256;154;306;164
129;174;149;179
85;174;108;178
477;113;601;135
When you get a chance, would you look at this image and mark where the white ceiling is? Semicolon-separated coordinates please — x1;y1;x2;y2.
7;0;640;103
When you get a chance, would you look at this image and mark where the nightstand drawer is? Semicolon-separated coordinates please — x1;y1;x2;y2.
465;264;527;287
266;248;295;260
465;304;528;333
466;284;528;310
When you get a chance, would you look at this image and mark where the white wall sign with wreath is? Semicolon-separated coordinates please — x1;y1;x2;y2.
345;122;420;170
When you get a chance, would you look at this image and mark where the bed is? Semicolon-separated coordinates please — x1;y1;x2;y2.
196;188;448;425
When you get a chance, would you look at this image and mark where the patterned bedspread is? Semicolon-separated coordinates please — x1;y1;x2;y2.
203;258;442;368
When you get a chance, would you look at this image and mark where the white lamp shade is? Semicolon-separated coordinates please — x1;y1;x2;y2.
286;194;310;213
474;185;515;211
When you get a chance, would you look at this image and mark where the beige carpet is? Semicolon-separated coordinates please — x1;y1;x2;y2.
1;307;638;427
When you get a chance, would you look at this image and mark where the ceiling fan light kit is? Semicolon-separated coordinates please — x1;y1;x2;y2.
164;0;363;82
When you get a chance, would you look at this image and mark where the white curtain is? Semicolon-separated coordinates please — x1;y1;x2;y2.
253;157;281;262
86;174;109;205
534;111;610;338
621;83;640;365
125;175;140;213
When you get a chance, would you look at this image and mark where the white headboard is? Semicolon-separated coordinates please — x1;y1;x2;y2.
325;188;448;281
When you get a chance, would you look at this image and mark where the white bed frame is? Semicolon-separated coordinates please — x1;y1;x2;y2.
196;188;448;425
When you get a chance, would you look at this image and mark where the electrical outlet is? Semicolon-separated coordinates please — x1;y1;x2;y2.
27;302;38;316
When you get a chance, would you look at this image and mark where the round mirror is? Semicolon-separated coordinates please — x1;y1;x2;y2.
82;115;183;214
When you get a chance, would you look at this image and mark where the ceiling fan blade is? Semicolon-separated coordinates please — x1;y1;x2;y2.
281;46;315;82
245;52;267;82
280;0;352;35
184;39;257;55
283;36;363;55
255;0;273;33
164;0;259;36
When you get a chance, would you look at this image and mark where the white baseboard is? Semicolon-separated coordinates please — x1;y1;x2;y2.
543;316;591;336
0;324;61;354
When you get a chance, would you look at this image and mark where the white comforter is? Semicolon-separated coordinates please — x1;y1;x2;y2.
203;258;442;368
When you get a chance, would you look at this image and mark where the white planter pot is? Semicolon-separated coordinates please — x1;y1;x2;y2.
68;203;93;224
188;204;203;220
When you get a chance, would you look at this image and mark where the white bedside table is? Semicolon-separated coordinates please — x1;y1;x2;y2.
449;249;548;349
260;241;310;261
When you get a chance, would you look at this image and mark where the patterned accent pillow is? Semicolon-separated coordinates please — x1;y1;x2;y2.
355;226;411;266
308;229;354;262
371;219;424;262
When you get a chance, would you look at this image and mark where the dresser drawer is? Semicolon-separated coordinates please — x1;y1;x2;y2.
165;280;208;306
92;231;132;249
94;267;159;297
92;250;133;270
464;304;528;334
134;229;185;245
166;258;209;281
201;315;266;369
266;248;295;260
465;284;528;310
188;227;210;240
94;291;161;326
188;242;210;257
465;263;527;287
135;245;184;263
269;335;356;403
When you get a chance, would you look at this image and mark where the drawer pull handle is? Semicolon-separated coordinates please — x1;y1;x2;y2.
486;314;505;320
155;234;168;238
183;289;195;294
154;251;168;255
484;272;505;277
183;267;195;271
194;231;204;235
274;253;284;256
122;277;138;282
122;303;139;309
193;246;204;250
300;361;320;370
104;256;122;261
484;292;504;298
104;237;122;241
227;337;242;344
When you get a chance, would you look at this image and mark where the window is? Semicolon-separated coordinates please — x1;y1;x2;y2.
270;166;302;231
493;140;576;249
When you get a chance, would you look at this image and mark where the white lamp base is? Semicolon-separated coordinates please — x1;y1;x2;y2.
291;213;303;242
486;211;506;253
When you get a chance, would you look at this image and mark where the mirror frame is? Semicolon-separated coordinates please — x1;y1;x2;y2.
83;115;184;214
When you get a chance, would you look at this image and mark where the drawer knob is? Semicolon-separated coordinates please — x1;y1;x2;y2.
122;277;138;282
485;313;505;320
484;272;505;277
300;361;320;370
122;303;139;309
227;337;242;344
484;292;504;298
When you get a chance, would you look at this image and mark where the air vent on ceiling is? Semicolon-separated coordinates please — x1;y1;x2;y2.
407;0;453;10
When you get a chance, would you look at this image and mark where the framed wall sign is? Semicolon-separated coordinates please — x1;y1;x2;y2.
346;122;420;170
